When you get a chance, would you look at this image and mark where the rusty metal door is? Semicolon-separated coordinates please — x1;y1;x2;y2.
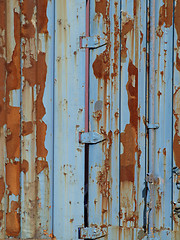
0;0;180;240
82;0;180;240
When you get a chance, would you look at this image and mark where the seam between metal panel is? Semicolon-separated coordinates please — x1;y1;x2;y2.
119;0;122;228
52;0;56;235
171;0;175;231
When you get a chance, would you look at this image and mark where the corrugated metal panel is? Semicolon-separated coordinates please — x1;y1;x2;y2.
0;0;180;240
53;0;86;239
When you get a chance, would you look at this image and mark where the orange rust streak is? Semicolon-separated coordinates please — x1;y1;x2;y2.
121;17;134;60
0;210;3;220
37;0;48;33
36;160;48;175
127;60;138;132
95;0;107;19
21;0;36;22
6;211;20;237
0;0;5;29
23;57;36;87
175;0;180;46
158;0;173;28
21;160;29;174
0;177;5;204
0;57;6;127
22;121;33;136
6;107;20;159
120;124;136;182
6;162;20;196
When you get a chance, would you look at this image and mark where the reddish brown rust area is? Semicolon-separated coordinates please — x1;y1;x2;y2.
0;177;5;204
93;51;110;82
95;0;107;19
22;121;33;136
158;0;173;28
120;60;139;182
0;0;5;29
36;52;48;158
21;160;29;174
36;160;49;175
121;13;134;60
120;124;136;182
6;200;20;237
163;148;166;156
6;162;21;196
0;57;6;127
175;0;180;46
0;210;3;220
37;0;48;33
127;60;138;132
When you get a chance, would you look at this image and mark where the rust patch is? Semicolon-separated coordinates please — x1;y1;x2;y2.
21;159;29;174
120;124;136;182
6;211;20;237
176;53;180;72
158;0;173;29
0;0;5;29
22;121;33;136
127;60;138;132
23;57;37;87
163;148;166;156
21;22;35;39
36;160;48;175
95;0;107;19
0;210;3;220
21;0;36;22
140;31;143;45
6;162;20;196
36;52;48;158
37;0;48;33
0;57;6;127
121;12;134;60
93;51;110;82
157;90;162;97
6;107;20;159
173;88;180;168
0;177;5;203
175;0;180;46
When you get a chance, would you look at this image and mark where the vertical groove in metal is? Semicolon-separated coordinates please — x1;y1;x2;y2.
52;0;55;235
84;0;90;228
119;0;122;228
19;0;22;238
144;0;149;231
148;0;156;236
171;0;175;231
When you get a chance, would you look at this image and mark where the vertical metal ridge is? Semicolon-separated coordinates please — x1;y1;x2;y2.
171;0;175;231
19;0;23;238
148;0;156;236
52;0;56;235
119;0;122;228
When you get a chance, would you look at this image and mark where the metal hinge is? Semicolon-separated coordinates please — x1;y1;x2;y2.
80;35;106;49
147;123;159;129
78;227;107;239
79;132;106;144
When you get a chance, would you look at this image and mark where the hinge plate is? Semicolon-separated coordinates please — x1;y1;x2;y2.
80;36;106;49
147;123;159;129
79;132;106;144
78;227;107;239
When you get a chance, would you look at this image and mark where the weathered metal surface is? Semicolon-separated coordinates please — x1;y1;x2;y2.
53;0;86;239
0;0;53;238
148;0;173;238
173;0;180;235
88;0;120;233
0;0;180;240
120;0;147;235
